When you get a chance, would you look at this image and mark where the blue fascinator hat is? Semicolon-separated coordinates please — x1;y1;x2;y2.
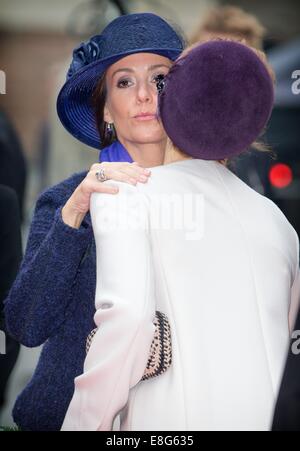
57;13;185;149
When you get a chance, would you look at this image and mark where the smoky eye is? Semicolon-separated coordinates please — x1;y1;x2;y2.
116;78;133;88
152;73;167;84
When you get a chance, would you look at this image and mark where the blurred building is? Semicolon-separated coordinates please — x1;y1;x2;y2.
0;0;211;181
265;38;300;238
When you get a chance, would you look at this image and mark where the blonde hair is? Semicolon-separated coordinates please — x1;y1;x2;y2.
190;6;266;50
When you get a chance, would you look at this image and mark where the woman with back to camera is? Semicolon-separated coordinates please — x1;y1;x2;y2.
62;40;300;431
3;13;185;431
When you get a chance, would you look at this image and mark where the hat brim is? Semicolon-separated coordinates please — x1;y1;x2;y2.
57;48;181;149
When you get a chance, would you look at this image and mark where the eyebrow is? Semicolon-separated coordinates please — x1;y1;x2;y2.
111;64;171;79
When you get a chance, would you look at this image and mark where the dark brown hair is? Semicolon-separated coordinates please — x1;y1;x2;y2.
92;74;117;149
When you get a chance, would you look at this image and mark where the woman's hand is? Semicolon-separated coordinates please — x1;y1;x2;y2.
62;162;151;229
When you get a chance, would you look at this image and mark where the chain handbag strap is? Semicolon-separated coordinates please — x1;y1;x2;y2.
86;310;172;380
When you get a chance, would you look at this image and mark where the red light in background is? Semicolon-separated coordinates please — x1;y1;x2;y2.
269;163;293;188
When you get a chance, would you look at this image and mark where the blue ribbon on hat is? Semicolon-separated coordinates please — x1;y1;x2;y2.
67;36;105;81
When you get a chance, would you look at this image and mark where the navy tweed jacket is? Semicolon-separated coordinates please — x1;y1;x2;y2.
4;171;97;431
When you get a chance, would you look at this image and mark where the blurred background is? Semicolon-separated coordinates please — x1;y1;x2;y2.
0;0;299;428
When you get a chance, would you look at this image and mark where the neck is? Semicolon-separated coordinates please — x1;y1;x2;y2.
163;139;192;165
119;137;166;167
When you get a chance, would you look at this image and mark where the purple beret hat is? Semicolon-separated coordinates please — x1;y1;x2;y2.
158;40;274;160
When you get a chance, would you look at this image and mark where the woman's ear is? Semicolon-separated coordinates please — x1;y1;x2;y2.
104;103;113;124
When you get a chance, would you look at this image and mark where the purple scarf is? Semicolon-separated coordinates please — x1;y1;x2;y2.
99;140;133;163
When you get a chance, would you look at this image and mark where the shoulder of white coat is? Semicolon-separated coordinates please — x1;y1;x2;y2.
260;192;298;238
91;180;148;205
254;192;299;279
90;182;150;235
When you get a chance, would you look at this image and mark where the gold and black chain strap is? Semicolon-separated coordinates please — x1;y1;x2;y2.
86;311;172;380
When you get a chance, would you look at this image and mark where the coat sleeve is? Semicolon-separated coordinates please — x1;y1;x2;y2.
288;232;300;333
289;267;300;333
3;186;93;347
61;182;155;431
272;235;300;431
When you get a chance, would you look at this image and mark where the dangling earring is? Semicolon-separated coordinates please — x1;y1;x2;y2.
107;123;113;134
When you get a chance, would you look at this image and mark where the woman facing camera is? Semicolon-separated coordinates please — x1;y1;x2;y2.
4;13;185;431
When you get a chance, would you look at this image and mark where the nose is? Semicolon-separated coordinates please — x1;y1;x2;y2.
136;81;154;104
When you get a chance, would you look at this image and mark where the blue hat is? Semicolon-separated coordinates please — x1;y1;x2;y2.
57;13;185;149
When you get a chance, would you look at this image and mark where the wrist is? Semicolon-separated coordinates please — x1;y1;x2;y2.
61;202;86;229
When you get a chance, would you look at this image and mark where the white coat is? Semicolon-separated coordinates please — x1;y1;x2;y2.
61;159;300;431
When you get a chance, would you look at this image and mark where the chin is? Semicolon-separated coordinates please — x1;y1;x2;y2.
134;126;166;142
134;134;166;144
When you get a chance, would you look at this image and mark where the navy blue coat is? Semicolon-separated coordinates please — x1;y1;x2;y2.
4;171;97;431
